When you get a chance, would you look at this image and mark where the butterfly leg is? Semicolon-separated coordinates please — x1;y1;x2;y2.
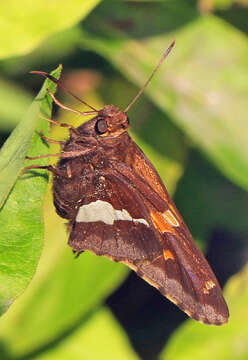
22;163;75;179
23;152;81;176
21;164;61;176
39;113;80;135
40;131;66;145
26;147;93;161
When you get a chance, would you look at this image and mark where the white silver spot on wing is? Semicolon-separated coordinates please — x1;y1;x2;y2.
76;200;149;226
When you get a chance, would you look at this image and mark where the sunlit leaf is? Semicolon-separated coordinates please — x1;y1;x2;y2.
0;0;100;59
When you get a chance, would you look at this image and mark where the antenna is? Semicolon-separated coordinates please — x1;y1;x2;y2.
124;39;175;113
46;88;98;116
30;71;98;112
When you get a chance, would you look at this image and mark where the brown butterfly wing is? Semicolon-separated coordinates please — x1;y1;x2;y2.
69;151;229;324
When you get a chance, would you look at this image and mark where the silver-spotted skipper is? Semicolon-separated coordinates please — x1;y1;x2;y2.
27;40;229;325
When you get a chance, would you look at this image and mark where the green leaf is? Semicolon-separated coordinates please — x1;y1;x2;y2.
160;264;248;360
80;2;248;190
28;307;139;360
0;0;100;59
0;66;61;315
0;66;61;207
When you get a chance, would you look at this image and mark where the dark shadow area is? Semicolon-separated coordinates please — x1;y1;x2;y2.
19;170;49;182
207;228;248;288
0;130;11;148
107;271;187;360
217;5;248;35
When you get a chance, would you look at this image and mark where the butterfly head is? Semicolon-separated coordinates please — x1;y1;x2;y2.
95;105;129;137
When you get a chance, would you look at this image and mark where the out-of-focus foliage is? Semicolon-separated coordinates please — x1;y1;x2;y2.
30;307;140;360
0;79;32;130
0;0;100;58
0;1;247;359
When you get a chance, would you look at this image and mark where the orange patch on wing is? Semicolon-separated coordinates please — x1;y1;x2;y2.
163;209;179;227
163;249;175;260
150;211;176;234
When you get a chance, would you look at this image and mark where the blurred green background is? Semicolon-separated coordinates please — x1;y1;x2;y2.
0;1;248;359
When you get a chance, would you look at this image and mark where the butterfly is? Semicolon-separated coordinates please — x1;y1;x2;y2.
27;40;229;325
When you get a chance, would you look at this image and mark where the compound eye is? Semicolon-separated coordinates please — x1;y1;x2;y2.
96;119;108;134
